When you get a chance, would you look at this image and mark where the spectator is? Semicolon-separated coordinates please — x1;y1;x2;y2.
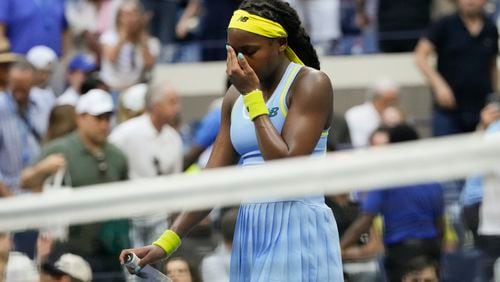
140;0;178;45
336;0;378;55
356;0;433;52
176;0;241;61
460;96;500;282
183;98;222;170
0;46;18;92
382;106;407;127
0;61;53;195
57;54;97;106
200;208;238;282
109;82;182;247
45;105;78;143
26;45;58;109
100;0;160;91
0;60;54;259
4;251;39;282
116;83;148;123
369;125;391;147
80;72;110;95
65;0;123;60
341;124;445;282
40;253;92;282
345;79;400;147
183;79;229;170
0;0;69;56
327;114;351;151
326;194;384;281
20;89;129;279
415;0;499;136
286;0;341;55
400;256;439;282
164;257;201;282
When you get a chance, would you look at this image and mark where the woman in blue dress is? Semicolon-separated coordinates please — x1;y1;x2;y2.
121;0;343;280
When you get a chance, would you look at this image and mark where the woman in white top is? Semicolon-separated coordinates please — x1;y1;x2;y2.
99;0;160;91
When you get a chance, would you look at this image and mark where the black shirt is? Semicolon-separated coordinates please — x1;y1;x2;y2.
378;0;432;33
426;14;499;112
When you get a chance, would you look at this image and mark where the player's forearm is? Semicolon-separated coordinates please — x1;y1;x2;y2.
170;210;212;237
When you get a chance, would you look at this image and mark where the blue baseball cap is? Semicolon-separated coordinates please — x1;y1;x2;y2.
68;54;96;73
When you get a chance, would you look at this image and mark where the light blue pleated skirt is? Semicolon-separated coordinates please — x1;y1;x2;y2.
230;198;344;282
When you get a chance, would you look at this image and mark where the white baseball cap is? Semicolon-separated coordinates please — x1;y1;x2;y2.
54;253;92;282
122;83;147;112
26;45;57;70
76;89;114;115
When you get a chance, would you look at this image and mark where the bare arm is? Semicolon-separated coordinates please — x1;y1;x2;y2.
176;0;202;39
183;145;205;171
170;88;239;236
414;38;456;109
61;29;71;58
254;70;332;159
226;46;332;160
139;39;155;70
120;88;240;268
101;29;127;64
354;0;370;28
340;213;376;250
20;154;66;192
342;225;384;261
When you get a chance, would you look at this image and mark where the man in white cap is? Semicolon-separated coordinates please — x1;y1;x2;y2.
345;78;401;147
41;253;92;282
21;89;129;279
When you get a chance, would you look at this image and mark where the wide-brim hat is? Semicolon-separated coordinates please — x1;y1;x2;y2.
0;40;19;64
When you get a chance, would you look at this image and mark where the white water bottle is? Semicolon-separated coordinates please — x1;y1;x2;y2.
124;253;172;282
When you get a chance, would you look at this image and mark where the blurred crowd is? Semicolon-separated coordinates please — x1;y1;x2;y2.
0;0;499;281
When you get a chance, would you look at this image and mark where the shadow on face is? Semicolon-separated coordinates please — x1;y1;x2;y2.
76;113;112;146
9;67;34;104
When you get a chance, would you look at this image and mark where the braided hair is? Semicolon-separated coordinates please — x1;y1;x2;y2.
238;0;320;70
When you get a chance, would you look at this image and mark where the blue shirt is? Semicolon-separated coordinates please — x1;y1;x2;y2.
194;108;221;148
0;92;52;194
0;0;67;55
362;182;444;245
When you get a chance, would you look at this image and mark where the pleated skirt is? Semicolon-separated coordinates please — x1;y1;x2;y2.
230;200;344;282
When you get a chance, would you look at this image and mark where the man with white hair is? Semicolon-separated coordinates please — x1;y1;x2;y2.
109;81;182;247
345;79;400;147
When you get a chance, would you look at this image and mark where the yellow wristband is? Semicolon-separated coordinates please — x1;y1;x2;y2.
243;89;269;120
152;230;181;256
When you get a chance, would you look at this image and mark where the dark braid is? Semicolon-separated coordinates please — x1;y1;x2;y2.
238;0;320;70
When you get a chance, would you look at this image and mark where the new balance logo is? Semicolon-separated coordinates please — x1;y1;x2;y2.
269;107;279;117
238;16;249;22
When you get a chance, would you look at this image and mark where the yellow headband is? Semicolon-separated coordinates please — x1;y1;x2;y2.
228;10;304;66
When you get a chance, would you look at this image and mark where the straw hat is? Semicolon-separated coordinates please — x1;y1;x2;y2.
0;40;19;64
